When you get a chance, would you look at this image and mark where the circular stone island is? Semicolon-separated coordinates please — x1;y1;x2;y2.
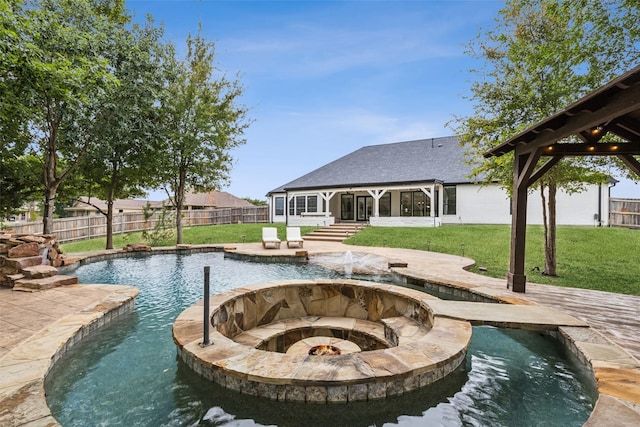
173;279;472;403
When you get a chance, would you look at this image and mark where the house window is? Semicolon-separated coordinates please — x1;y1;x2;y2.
275;197;284;216
401;191;430;217
379;193;391;216
443;186;456;215
307;196;318;213
295;196;306;215
288;195;318;215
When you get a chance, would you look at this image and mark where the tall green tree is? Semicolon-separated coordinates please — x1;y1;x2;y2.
160;32;250;244
76;18;169;249
2;0;125;234
1;0;38;218
450;0;640;276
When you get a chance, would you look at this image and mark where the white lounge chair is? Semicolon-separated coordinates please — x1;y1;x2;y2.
262;227;281;249
286;227;304;248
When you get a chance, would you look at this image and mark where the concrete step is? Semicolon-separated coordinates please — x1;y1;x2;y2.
303;223;368;242
14;275;79;291
303;235;348;242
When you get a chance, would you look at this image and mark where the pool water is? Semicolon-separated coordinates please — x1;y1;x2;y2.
46;252;596;426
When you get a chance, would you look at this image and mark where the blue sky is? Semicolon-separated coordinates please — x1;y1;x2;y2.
129;0;639;200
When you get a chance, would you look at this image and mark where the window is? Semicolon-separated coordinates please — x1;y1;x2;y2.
295;196;306;215
443;186;456;215
401;191;431;217
288;195;318;215
275;197;284;216
307;196;318;213
379;193;391;217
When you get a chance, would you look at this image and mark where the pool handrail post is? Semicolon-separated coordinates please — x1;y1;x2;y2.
201;266;212;346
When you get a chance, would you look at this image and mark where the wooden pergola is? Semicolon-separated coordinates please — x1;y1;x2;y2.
484;65;640;293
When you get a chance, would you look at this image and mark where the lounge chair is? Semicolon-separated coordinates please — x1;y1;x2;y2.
286;227;304;248
262;227;281;249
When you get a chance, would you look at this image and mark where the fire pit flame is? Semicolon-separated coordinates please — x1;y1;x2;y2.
308;345;341;356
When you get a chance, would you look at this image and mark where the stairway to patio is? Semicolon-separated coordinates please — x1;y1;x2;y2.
303;223;367;242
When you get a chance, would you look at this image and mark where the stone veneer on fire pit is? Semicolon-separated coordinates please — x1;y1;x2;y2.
172;279;472;402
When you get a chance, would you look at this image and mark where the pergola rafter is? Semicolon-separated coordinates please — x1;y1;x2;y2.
484;65;640;293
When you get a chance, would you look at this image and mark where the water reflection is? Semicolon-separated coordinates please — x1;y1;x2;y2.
171;361;468;427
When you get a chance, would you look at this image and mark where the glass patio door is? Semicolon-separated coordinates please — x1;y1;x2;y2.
357;196;373;221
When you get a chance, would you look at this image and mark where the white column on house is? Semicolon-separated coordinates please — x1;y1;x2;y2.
287;193;295;216
437;184;444;219
367;189;387;217
320;191;336;217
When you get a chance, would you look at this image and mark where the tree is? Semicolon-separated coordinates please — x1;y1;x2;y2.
0;154;41;220
450;0;640;277
159;31;250;244
2;0;125;234
1;0;39;218
76;18;169;249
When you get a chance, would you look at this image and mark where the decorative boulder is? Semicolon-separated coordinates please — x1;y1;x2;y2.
123;243;152;252
8;242;40;258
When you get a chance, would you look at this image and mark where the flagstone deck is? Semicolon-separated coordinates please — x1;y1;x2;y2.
0;241;638;425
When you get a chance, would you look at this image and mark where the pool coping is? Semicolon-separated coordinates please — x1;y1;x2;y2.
0;284;139;426
1;242;638;425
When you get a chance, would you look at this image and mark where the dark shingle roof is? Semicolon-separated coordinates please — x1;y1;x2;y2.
268;136;474;194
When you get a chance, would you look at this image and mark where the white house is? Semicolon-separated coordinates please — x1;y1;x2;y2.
266;136;612;227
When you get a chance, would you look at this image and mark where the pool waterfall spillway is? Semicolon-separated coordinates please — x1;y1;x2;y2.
40;247;49;265
173;279;473;402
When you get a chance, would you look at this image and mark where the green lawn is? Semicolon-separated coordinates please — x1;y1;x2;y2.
61;224;640;296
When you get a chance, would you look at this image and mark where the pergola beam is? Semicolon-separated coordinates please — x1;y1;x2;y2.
541;142;640;156
485;80;640;158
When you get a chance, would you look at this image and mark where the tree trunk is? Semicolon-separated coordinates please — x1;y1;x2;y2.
106;199;114;250
42;187;57;235
176;203;183;244
43;118;59;235
542;182;558;276
175;171;186;245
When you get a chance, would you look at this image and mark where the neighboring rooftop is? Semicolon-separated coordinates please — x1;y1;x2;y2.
65;190;253;216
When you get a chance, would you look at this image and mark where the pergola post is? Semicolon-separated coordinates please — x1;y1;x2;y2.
508;145;542;293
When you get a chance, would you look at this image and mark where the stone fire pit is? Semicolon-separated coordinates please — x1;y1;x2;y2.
173;279;472;403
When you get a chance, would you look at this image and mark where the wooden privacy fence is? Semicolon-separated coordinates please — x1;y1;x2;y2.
7;207;269;243
609;198;640;228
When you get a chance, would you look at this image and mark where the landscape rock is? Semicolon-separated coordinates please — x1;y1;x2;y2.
22;265;58;279
0;233;65;288
123;243;152;252
8;242;40;258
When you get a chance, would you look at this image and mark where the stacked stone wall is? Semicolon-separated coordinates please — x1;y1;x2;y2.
0;233;66;288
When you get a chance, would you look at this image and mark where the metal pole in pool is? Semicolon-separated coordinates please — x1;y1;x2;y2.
201;266;211;346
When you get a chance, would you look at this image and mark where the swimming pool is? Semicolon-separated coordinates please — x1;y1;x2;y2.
45;252;596;426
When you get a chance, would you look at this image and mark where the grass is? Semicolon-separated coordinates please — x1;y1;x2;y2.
60;224;317;252
61;224;640;296
345;225;640;296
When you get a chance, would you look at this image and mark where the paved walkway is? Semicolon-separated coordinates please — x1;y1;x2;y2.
1;241;639;426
